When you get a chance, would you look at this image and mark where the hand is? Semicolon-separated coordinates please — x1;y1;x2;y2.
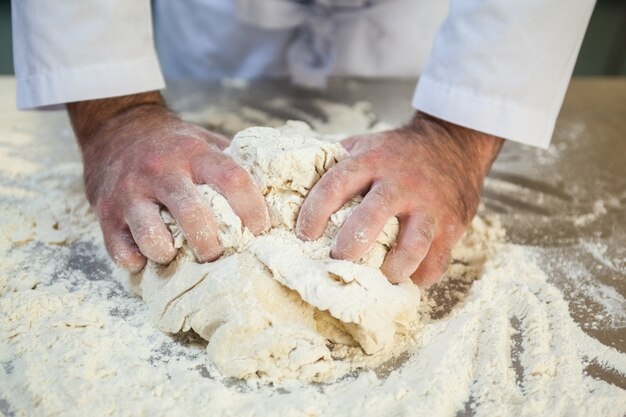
68;92;270;272
296;112;503;286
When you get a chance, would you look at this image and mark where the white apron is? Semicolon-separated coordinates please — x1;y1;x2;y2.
153;0;448;86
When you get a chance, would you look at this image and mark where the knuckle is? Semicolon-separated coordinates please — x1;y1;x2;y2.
396;238;423;259
216;163;250;190
359;150;381;167
172;134;206;155
316;169;346;200
318;177;340;198
417;222;435;243
357;207;387;230
117;175;138;194
327;158;360;185
140;153;168;176
171;192;201;214
371;182;400;203
132;222;157;242
340;157;362;173
179;140;208;160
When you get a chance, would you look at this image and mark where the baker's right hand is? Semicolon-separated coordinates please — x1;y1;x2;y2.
67;92;270;273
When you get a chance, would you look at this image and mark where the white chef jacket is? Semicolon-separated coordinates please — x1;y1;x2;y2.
11;0;595;148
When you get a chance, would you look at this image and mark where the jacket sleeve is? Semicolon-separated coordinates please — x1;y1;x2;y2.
412;0;596;148
11;0;165;109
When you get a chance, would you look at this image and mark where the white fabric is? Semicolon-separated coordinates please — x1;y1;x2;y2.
153;0;446;84
11;0;595;148
413;0;596;148
12;0;165;109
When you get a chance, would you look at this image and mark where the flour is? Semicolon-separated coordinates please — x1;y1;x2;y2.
134;122;420;382
572;199;607;227
0;84;625;417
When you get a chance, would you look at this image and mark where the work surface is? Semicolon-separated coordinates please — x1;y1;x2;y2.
0;76;624;416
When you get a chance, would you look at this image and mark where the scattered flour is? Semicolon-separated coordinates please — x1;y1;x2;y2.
0;92;624;416
573;199;609;227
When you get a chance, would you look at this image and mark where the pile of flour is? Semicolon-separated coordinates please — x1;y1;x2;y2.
133;121;420;382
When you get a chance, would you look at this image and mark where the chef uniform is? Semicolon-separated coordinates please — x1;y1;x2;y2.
11;0;595;148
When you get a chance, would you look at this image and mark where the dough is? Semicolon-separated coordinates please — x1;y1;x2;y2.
131;121;420;382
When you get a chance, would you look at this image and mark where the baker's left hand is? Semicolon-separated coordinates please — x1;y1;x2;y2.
296;112;503;286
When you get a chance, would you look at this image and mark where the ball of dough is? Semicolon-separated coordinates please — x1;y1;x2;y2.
133;121;420;382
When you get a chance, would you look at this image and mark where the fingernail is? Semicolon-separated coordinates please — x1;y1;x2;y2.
194;244;223;263
330;244;355;261
295;218;311;241
126;257;147;274
113;248;146;273
381;264;409;284
154;247;177;264
389;274;410;285
412;274;439;288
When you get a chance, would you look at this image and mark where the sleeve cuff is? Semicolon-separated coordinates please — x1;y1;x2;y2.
16;55;166;110
412;76;556;149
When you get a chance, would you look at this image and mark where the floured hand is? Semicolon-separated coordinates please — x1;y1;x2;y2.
67;92;270;272
297;112;503;286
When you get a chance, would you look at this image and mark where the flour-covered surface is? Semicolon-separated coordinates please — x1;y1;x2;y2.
1;77;625;417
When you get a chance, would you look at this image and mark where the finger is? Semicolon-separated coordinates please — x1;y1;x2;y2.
330;182;401;262
340;136;359;153
380;215;434;284
186;125;230;150
192;153;270;234
156;175;223;263
296;156;372;241
340;133;378;154
410;239;453;287
102;223;147;273
125;200;177;264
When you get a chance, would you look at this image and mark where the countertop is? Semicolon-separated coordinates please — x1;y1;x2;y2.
0;76;624;413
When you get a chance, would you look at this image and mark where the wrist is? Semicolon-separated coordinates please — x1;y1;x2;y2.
408;112;503;176
400;112;502;224
67;91;166;148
